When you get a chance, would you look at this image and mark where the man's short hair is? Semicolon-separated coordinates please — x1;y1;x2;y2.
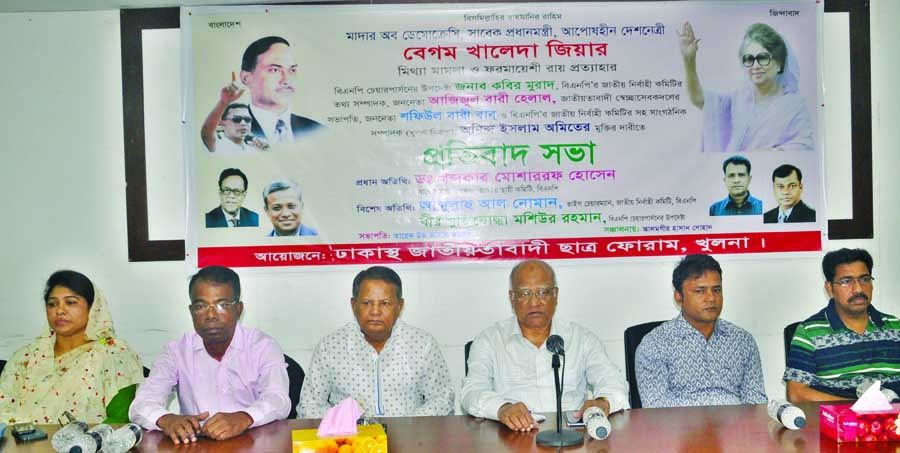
241;36;290;72
189;265;241;301
352;266;403;299
508;259;557;290
722;155;751;174
218;168;248;190
772;164;802;182
220;103;250;121
262;180;302;209
822;248;873;282
672;254;722;293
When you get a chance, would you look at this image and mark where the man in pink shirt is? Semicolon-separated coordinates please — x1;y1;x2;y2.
129;266;290;443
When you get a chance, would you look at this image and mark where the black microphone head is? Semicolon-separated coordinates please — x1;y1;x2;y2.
546;334;565;355
243;134;255;144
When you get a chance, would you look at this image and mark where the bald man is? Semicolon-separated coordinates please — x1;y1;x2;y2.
460;259;628;431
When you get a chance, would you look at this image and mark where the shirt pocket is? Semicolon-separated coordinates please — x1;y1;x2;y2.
224;365;260;406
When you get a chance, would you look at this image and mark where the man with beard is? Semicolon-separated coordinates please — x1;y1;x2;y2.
784;249;900;401
708;155;762;216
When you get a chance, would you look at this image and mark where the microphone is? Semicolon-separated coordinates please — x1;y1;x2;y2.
546;334;565;356
536;333;582;447
584;406;612;440
243;134;255;144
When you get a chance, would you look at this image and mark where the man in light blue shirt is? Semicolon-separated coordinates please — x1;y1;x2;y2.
636;254;766;408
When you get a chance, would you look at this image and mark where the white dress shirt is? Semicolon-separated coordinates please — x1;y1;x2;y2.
298;321;454;418
250;105;292;143
460;317;629;420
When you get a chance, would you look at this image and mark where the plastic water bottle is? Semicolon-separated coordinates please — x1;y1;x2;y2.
64;424;112;453
768;399;806;430
583;406;612;440
102;423;143;453
51;420;88;451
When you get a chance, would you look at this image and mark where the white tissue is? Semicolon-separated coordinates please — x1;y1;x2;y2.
852;380;895;412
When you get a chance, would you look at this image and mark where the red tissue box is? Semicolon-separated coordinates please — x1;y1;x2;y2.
820;403;900;442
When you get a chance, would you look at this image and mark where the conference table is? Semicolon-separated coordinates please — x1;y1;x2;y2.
0;402;892;452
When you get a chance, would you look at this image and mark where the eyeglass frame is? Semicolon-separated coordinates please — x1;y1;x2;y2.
219;188;247;197
740;52;772;68
510;286;558;302
227;115;253;124
830;275;874;288
189;299;241;314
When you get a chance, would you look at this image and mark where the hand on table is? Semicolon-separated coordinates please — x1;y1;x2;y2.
157;411;209;444
202;411;254;441
497;402;538;431
574;397;610;420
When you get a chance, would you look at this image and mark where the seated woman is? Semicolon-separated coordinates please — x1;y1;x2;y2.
0;270;145;425
679;21;814;152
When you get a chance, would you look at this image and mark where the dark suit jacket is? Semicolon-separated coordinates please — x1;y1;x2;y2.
250;111;323;141
205;206;259;228
763;200;816;223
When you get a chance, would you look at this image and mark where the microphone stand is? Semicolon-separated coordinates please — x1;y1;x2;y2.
536;352;584;447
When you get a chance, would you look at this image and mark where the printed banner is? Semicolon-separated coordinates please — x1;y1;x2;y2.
183;1;823;268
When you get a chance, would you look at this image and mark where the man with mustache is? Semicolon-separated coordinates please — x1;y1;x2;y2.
460;259;628;431
130;266;290;443
784;249;900;401
709;155;762;216
763;164;816;223
240;36;322;144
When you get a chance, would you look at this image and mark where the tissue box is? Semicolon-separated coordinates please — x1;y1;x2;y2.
292;424;387;453
820;403;900;442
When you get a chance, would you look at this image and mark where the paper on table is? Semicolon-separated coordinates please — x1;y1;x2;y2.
316;397;362;437
852;380;894;412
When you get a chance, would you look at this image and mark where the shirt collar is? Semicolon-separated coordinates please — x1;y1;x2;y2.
505;316;560;348
192;323;246;353
220;207;240;221
725;193;754;209
824;298;885;331
250;104;291;139
352;320;403;351
674;313;727;339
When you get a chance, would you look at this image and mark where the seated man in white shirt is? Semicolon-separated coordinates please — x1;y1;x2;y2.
460;259;629;431
298;266;454;417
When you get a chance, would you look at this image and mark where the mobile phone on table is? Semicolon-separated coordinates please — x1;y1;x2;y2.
563;410;585;427
11;423;47;442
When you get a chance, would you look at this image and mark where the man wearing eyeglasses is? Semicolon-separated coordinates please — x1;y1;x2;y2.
200;101;269;153
784;248;900;402
460;259;628;431
130;266;290;443
205;168;259;228
763;164;816;223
